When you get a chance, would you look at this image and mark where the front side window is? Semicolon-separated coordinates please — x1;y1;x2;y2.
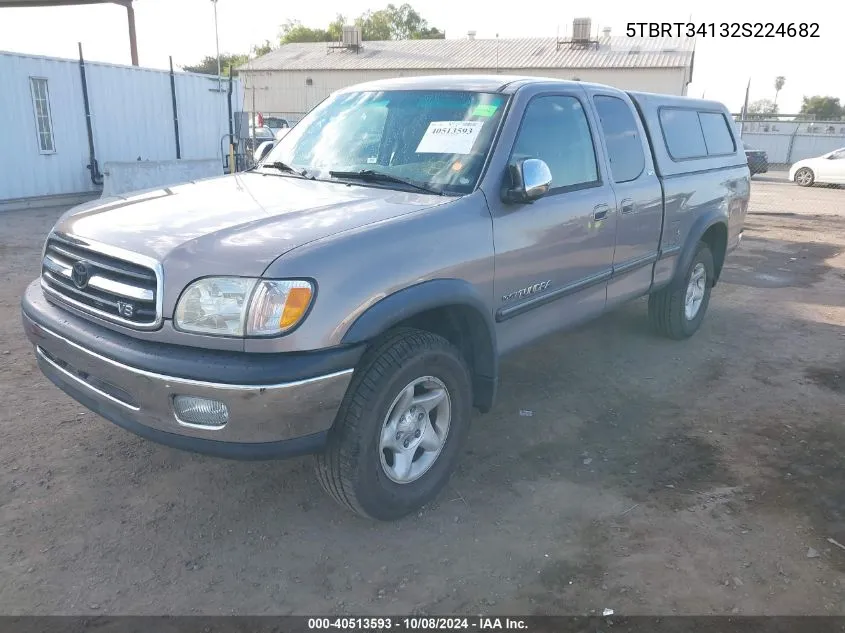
29;77;55;153
510;95;599;191
264;90;509;195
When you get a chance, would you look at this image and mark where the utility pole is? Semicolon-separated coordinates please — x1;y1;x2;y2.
211;0;221;91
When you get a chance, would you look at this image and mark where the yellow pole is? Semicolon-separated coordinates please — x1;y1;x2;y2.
229;143;235;174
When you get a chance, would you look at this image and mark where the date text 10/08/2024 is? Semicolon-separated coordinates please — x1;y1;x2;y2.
626;22;819;38
308;617;529;630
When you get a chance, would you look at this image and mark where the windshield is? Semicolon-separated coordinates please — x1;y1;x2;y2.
263;89;509;195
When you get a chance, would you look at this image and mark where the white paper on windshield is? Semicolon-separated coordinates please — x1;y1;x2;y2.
415;121;485;155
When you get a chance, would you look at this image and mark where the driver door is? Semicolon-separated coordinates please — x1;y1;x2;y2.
485;92;618;354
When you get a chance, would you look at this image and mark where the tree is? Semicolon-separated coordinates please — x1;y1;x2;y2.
747;98;778;119
279;19;331;43
327;14;347;41
356;9;393;40
182;53;249;76
252;40;274;57
773;76;785;106
356;3;443;40
798;96;844;120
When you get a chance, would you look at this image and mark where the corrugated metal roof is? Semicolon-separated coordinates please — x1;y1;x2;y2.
239;36;694;72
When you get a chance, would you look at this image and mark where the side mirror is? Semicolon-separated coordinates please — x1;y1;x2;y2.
253;140;275;164
504;158;552;203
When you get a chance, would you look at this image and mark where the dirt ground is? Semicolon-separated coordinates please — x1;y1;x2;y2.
1;177;844;616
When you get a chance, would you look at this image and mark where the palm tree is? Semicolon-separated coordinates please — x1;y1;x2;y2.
774;76;786;106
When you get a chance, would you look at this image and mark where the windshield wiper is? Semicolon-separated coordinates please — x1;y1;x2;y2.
328;169;442;195
263;161;309;177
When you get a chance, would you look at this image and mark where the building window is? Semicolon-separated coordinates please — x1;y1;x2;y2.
30;77;56;153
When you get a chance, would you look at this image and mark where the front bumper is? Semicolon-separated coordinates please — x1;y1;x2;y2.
21;280;362;460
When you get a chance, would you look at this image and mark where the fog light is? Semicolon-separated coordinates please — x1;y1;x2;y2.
172;395;229;428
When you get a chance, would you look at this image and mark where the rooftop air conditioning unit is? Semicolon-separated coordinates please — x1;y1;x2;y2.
572;18;592;43
342;25;361;47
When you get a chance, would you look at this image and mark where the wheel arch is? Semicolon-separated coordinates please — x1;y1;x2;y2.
672;214;729;289
341;279;498;413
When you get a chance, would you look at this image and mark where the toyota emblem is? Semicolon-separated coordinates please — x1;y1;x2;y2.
71;261;91;289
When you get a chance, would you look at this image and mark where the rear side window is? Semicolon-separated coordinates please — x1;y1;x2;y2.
698;112;736;155
659;108;707;160
511;95;599;191
593;95;645;182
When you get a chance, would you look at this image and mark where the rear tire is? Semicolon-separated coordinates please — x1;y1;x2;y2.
315;328;472;521
648;242;715;340
795;167;815;187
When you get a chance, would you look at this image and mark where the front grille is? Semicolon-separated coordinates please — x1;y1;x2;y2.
40;235;161;329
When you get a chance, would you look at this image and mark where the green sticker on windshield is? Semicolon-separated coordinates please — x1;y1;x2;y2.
472;104;498;117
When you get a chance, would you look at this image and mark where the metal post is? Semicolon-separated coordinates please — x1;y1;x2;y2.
169;56;181;159
212;0;221;92
125;1;139;66
78;42;103;186
227;74;235;174
785;125;800;165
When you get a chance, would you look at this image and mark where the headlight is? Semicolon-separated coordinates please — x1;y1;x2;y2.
174;277;314;337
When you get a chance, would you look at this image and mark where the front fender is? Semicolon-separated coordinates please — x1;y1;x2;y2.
788;162;808;180
341;278;499;413
341;279;492;343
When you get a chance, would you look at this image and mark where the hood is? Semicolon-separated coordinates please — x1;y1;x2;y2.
54;172;449;314
56;171;447;277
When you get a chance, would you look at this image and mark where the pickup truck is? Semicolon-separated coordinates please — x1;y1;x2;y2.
22;75;749;521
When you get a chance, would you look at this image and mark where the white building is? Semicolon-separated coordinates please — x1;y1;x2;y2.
1;50;244;209
238;28;695;122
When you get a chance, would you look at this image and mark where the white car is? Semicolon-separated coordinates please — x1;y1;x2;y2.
789;147;845;187
252;128;291;164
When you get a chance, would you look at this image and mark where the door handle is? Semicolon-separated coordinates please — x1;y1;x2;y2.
593;204;610;221
620;198;635;215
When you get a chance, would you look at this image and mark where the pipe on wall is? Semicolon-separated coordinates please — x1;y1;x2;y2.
169;56;181;159
78;42;104;187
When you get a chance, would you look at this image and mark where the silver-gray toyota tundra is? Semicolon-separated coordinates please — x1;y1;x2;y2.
22;75;749;520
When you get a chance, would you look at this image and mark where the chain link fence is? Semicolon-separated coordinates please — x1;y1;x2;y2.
733;115;845;172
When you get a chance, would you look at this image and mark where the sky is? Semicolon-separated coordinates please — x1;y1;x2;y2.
0;0;841;114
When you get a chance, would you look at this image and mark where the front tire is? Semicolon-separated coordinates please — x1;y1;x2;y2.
795;167;815;187
648;242;715;340
315;328;472;521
